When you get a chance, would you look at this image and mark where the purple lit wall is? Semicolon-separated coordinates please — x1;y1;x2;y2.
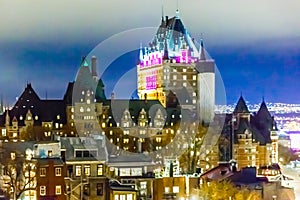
146;75;157;90
139;49;195;68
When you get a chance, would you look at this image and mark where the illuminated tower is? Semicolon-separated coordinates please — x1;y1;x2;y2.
137;10;215;122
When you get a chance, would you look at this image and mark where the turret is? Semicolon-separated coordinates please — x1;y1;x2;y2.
139;43;144;62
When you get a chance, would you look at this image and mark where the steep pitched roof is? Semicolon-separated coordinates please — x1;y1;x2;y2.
151;12;199;58
256;100;272;120
233;96;250;114
0;84;67;127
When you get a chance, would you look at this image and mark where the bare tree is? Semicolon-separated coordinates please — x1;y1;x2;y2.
1;153;36;200
179;124;208;174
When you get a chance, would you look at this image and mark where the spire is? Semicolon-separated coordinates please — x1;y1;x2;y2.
161;3;164;22
175;9;180;19
199;38;206;60
81;56;89;67
5;108;10;126
0;94;3;114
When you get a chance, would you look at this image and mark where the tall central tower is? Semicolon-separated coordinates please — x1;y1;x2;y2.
137;11;215;123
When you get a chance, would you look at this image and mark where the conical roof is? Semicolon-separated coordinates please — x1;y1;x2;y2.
233;96;250;114
256;100;272;120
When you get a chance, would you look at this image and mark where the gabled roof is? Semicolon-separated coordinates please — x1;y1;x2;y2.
233;96;250;114
0;84;67;127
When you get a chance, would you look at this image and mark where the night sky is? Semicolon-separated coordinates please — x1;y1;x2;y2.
0;0;299;105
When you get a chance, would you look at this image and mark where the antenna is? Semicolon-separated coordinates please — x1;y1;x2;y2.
177;0;179;11
161;0;164;18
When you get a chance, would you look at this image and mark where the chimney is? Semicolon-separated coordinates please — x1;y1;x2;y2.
111;92;115;100
91;56;98;78
137;139;142;153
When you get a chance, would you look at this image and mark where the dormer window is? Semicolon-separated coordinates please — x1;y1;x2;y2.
80;107;84;113
57;115;60;120
11;152;16;160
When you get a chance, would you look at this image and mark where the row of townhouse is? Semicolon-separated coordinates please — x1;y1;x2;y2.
0;135;202;200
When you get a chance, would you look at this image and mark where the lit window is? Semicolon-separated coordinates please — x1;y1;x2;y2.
123;139;129;144
57;115;60;120
193;75;197;80
80;107;84;112
183;75;187;80
55;185;61;195
55;123;59;129
173;186;179;193
87;107;91;112
75;166;81;176
11;152;16;160
127;194;133;200
84;165;91;176
55;168;61;176
2;129;6;136
97;164;103;176
48;150;52;157
71;107;74;113
87;99;91;104
156;137;162;143
40;168;46;177
20;116;23;120
13;132;17;138
40;186;46;196
173;75;177;80
183;68;186;72
183;82;187;87
165;187;170;193
140;181;147;189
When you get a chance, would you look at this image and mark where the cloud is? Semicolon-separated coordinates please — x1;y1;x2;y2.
1;0;299;45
